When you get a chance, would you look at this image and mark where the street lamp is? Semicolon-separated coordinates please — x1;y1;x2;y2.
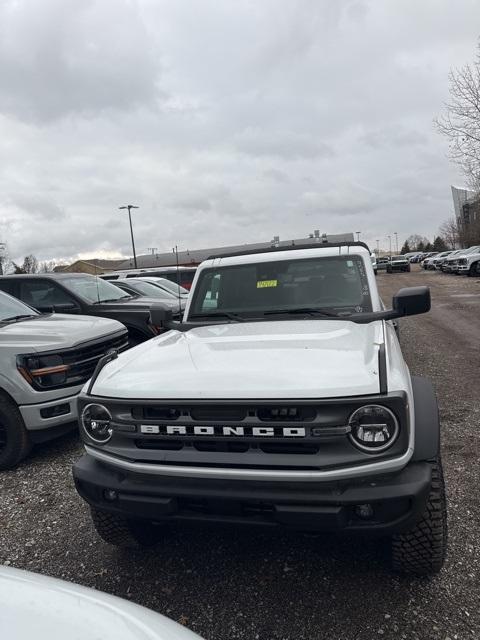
387;235;392;256
356;231;361;242
394;232;398;254
119;205;139;269
376;239;380;255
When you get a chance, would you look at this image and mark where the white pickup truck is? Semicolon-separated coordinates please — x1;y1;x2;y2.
0;289;127;469
73;242;447;575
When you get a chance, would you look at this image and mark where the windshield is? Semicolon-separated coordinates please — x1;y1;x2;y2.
391;256;407;260
145;278;189;296
0;290;38;322
189;255;372;318
119;280;176;299
61;276;131;303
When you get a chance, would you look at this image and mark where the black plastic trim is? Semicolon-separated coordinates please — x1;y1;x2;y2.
378;343;387;394
410;376;440;461
207;241;371;260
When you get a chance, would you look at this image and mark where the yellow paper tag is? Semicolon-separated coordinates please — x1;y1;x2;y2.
257;279;278;288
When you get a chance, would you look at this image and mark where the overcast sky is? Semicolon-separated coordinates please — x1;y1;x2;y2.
0;0;479;263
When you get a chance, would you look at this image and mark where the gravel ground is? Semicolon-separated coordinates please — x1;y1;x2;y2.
1;265;479;640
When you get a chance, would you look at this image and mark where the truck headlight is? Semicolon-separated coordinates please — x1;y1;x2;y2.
81;404;113;444
348;405;399;453
17;354;69;389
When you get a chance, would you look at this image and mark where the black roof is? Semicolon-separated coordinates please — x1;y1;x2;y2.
207;241;371;260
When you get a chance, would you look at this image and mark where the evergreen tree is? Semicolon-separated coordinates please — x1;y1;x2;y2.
432;236;448;252
400;241;411;254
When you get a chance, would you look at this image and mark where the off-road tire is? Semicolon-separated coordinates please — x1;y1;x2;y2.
392;458;447;575
90;507;161;548
0;395;32;470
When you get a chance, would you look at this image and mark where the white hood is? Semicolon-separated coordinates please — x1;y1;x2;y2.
92;320;385;399
0;566;202;640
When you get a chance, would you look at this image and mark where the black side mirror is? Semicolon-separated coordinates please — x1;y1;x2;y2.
149;304;173;328
392;286;430;317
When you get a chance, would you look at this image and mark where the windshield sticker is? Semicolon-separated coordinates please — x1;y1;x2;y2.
257;279;278;288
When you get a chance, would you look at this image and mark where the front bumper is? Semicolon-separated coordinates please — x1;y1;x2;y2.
19;394;78;442
457;265;469;273
73;454;432;535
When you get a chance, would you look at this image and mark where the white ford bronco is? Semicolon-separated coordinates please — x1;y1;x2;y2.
73;242;447;574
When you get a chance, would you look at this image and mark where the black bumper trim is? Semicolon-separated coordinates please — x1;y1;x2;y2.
73;455;432;534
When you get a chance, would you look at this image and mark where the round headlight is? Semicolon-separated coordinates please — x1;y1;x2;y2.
81;404;113;444
348;405;399;453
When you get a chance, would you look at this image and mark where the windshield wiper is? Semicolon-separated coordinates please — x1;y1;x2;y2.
1;314;37;323
189;312;247;322
263;308;340;318
93;297;132;304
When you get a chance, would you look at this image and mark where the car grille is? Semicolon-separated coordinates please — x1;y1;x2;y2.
62;332;128;387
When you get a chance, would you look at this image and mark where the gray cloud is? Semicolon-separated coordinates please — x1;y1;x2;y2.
0;0;479;263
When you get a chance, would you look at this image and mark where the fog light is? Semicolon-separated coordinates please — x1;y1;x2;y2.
103;489;118;502
348;405;399;453
81;403;113;444
355;504;374;519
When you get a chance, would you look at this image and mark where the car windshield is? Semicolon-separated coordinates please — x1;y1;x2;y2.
0;290;39;322
189;255;372;318
391;256;406;260
61;276;132;303
145;278;189;296
119;280;176;299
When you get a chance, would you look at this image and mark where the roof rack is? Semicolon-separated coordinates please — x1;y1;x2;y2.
207;241;371;260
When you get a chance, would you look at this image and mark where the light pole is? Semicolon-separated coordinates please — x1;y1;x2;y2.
376;239;380;255
387;235;392;256
356;231;361;242
119;205;139;269
394;232;398;254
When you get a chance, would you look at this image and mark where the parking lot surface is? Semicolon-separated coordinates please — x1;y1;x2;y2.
1;266;479;640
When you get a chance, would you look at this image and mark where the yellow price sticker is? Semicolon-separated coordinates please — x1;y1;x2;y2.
257;279;278;288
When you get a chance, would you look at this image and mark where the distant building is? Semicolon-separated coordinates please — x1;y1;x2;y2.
451;185;480;245
117;232;356;270
55;259;125;275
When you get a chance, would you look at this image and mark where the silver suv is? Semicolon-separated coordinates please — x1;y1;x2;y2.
0;290;127;469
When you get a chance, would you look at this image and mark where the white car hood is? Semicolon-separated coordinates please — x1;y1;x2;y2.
0;314;123;351
0;566;201;640
92;320;384;399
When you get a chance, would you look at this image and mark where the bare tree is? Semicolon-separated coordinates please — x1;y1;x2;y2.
22;254;38;274
39;260;57;273
439;217;460;249
405;234;430;251
435;42;480;189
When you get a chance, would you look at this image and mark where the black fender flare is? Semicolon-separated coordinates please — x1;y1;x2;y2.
410;376;440;461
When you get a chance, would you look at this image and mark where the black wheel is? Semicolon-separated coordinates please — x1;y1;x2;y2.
90;507;161;547
392;458;447;575
387;267;392;273
468;262;480;277
406;265;411;272
0;395;31;470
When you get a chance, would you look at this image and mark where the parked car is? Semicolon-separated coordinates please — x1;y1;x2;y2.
422;253;439;270
455;246;480;276
0;289;127;469
101;266;197;290
386;255;411;272
429;251;453;270
376;256;390;271
73;242;447;575
0;274;171;346
1;566;203;640
127;276;190;299
112;279;186;312
443;246;480;274
409;253;425;263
